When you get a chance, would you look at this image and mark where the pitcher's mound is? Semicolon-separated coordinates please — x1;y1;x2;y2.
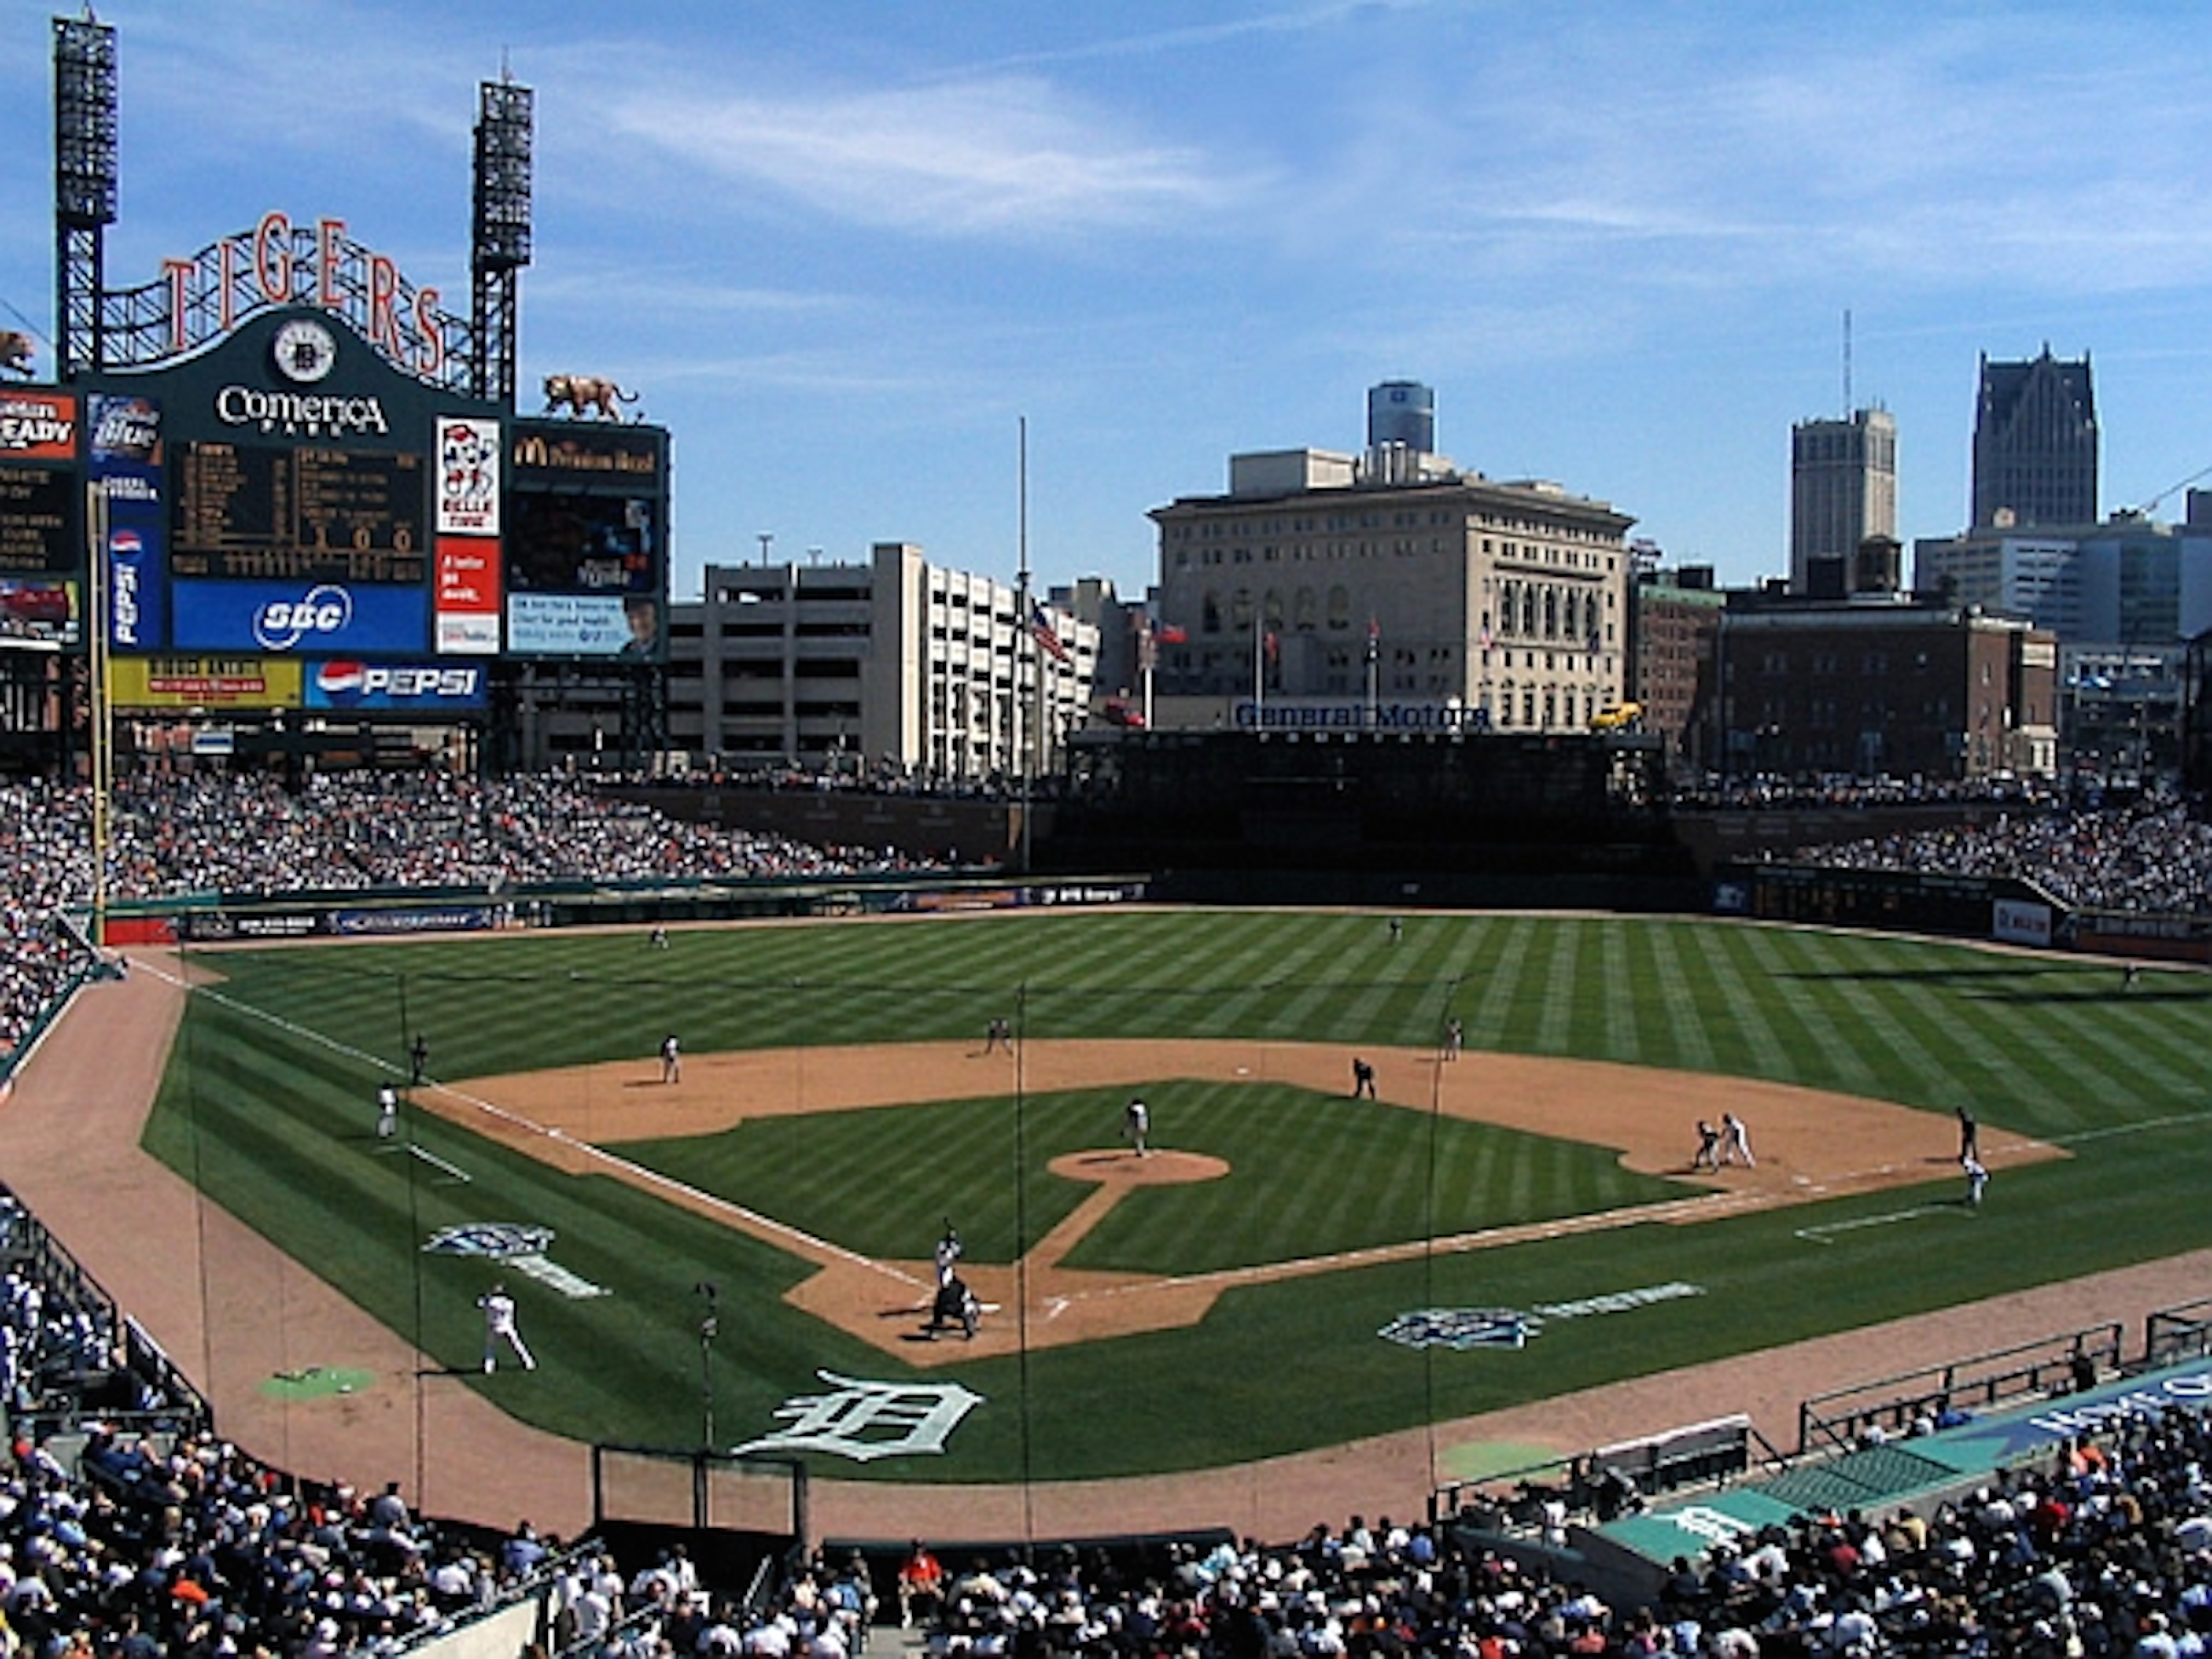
1046;1149;1229;1185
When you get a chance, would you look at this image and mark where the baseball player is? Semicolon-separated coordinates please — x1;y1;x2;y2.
1351;1057;1377;1099
1691;1119;1721;1172
1720;1111;1754;1168
478;1282;535;1372
1956;1105;1979;1164
983;1017;1012;1055
659;1033;681;1084
1441;1017;1463;1061
408;1033;430;1086
1963;1154;1989;1208
375;1085;399;1142
1124;1097;1150;1157
933;1221;962;1289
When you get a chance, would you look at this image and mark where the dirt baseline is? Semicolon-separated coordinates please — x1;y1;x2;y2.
433;1039;2064;1362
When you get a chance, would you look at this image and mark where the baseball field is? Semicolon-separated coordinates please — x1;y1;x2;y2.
132;907;2212;1498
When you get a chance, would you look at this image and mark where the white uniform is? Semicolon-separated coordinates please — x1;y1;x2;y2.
479;1286;536;1371
1721;1113;1754;1167
376;1086;399;1140
660;1035;681;1083
1124;1098;1150;1156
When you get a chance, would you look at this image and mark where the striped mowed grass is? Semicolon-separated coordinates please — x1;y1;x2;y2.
143;909;2212;1481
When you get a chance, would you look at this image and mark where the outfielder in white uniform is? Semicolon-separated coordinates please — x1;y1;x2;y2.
478;1283;535;1372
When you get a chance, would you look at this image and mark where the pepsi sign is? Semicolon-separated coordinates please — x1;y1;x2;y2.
170;580;426;654
307;660;486;711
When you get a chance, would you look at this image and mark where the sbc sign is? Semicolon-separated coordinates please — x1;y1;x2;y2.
169;581;428;654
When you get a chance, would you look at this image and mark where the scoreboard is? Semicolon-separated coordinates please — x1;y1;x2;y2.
173;443;426;584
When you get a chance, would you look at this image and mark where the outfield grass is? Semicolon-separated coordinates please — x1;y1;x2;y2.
140;910;2212;1482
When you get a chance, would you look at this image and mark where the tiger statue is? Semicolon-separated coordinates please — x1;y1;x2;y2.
541;373;639;420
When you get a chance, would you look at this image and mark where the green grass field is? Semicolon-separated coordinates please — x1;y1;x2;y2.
140;909;2212;1484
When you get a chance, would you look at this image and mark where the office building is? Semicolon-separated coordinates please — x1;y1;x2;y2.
1971;346;2099;530
1148;391;1635;734
657;544;1097;780
1789;408;1896;596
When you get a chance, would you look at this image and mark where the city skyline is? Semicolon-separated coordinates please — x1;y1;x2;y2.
5;3;2212;602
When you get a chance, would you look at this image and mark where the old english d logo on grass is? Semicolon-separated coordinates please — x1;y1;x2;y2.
733;1371;985;1462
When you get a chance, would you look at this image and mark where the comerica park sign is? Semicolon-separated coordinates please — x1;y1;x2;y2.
151;212;462;386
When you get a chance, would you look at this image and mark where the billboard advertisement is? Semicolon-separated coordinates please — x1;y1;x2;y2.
109;655;304;709
0;391;77;461
436;417;499;536
506;591;656;658
433;535;499;654
305;659;487;712
169;579;428;654
90;394;169;650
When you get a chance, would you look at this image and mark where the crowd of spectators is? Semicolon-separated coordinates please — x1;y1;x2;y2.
1789;791;2212;917
871;1418;2212;1656
0;769;949;1059
1676;773;2061;813
0;1188;590;1659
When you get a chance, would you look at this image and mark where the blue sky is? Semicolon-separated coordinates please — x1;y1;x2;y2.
5;2;2212;602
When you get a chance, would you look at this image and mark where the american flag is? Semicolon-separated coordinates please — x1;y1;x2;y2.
1031;602;1071;664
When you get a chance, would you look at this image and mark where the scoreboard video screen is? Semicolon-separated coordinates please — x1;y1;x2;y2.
172;442;426;584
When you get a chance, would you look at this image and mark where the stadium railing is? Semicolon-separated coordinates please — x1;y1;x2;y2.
1795;1320;2125;1457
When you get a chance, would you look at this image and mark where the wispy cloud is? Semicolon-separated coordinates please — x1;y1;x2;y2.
597;73;1246;239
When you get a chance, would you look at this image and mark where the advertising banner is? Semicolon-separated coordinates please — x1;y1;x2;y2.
435;416;500;536
506;591;653;658
169;579;427;654
0;391;77;461
0;579;77;648
108;656;304;709
105;521;168;651
433;535;499;655
305;659;487;712
1993;898;2053;949
90;395;170;649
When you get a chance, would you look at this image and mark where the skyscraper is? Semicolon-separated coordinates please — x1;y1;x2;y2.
1971;345;2098;530
1790;408;1896;596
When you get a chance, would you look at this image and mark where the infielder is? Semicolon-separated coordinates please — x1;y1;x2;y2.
1690;1119;1721;1172
1719;1111;1754;1167
375;1085;399;1142
1124;1097;1150;1157
1963;1154;1989;1208
1351;1057;1377;1099
478;1283;535;1372
659;1034;681;1084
